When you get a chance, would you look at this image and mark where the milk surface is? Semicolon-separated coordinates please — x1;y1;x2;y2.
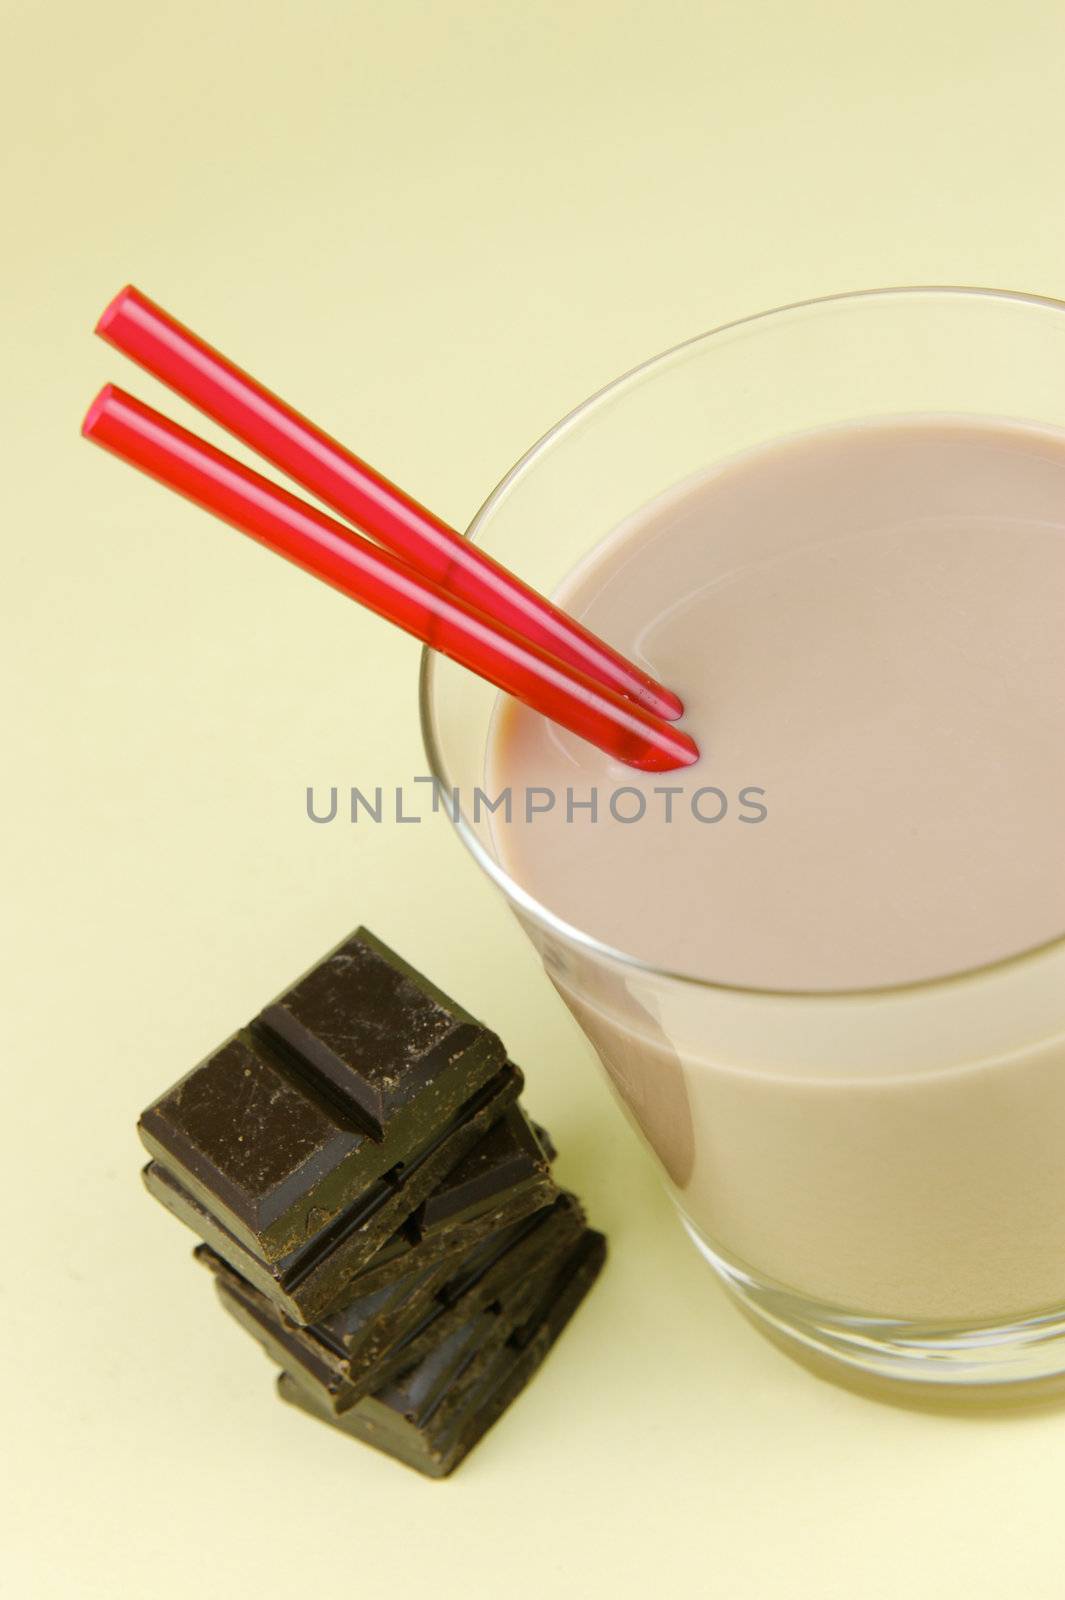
490;417;1065;992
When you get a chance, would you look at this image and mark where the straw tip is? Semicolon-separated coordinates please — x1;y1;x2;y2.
671;731;701;769
94;284;140;339
653;686;685;721
625;725;701;772
81;383;116;440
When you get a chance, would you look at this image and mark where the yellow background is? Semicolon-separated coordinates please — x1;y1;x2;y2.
5;2;1065;1594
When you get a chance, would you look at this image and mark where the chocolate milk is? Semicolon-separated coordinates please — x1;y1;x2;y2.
487;418;1065;1320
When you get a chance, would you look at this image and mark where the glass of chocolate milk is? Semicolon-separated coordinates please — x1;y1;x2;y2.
420;288;1065;1393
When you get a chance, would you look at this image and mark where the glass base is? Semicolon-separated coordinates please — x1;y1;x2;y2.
681;1217;1065;1400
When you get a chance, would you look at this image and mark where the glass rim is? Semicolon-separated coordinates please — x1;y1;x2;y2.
419;283;1065;1000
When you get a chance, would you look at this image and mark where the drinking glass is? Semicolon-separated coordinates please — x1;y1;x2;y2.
419;287;1065;1392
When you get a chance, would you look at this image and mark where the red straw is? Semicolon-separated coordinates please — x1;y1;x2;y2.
83;386;699;774
95;286;684;723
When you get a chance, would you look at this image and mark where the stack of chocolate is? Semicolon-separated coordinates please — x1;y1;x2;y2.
138;927;605;1477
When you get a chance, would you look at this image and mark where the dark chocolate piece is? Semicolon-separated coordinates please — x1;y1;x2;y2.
328;1180;551;1301
139;928;506;1266
415;1105;554;1232
277;1229;607;1477
347;1105;557;1297
204;1250;458;1405
258;930;488;1132
142;1062;521;1323
205;1192;586;1412
530;1122;557;1163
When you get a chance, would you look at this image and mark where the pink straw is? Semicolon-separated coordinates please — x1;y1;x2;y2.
83;385;699;774
96;287;684;723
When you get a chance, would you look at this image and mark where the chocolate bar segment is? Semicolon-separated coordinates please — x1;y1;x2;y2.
349;1103;558;1296
204;1192;586;1412
529;1122;557;1163
416;1105;553;1231
277;1229;607;1477
142;1062;522;1323
139;928;506;1265
204;1248;458;1407
258;928;488;1133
